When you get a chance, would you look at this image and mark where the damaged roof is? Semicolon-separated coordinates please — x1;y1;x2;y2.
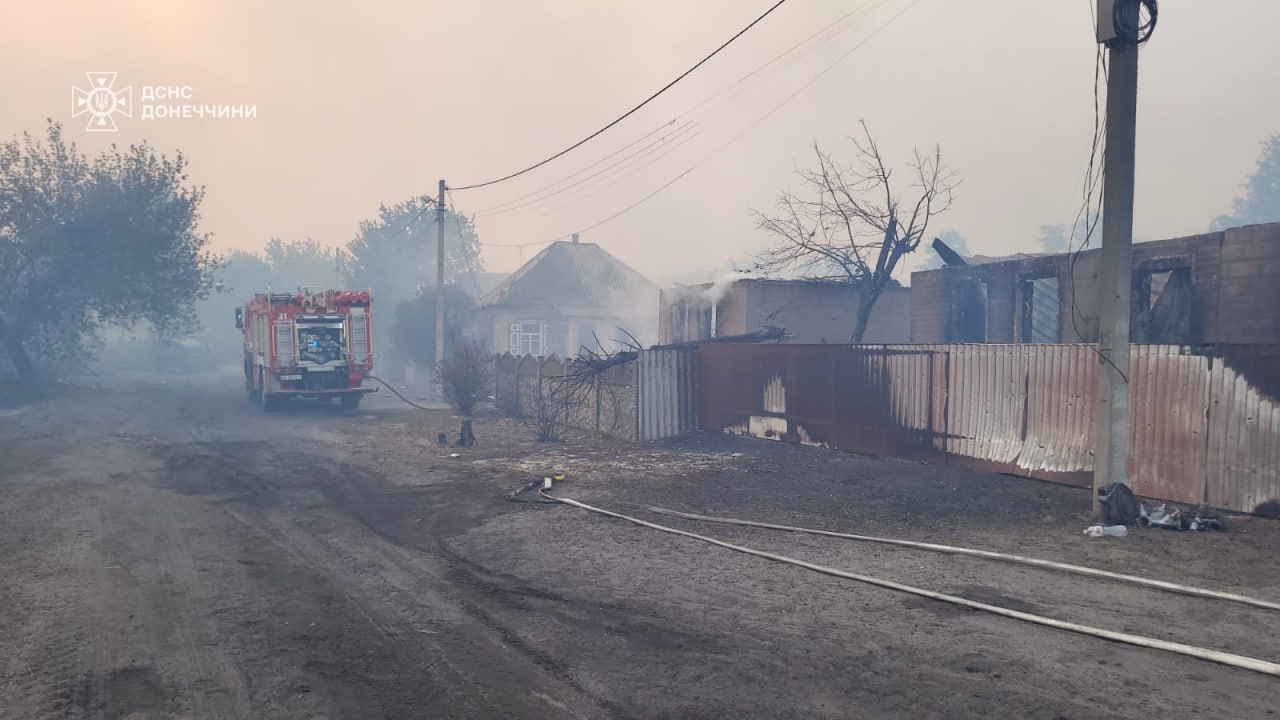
481;240;656;315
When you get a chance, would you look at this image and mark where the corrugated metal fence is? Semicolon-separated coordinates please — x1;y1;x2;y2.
697;343;1280;515
638;348;698;440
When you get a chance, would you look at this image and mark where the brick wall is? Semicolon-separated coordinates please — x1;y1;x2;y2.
1217;224;1280;343
910;225;1278;345
660;280;912;345
742;282;911;344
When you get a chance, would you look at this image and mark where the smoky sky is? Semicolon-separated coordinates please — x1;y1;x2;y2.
4;0;1277;287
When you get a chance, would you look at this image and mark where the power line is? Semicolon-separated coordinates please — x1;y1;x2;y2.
478;126;701;227
450;0;794;191
472;120;696;216
481;0;916;256
1066;33;1108;345
474;120;699;220
445;189;487;302
485;237;569;249
469;0;885;219
483;170;696;254
577;168;694;235
377;195;440;241
1065;4;1128;383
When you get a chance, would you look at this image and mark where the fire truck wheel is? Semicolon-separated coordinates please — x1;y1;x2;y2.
263;394;281;413
340;394;361;411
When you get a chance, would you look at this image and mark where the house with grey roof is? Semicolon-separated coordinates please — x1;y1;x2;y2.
474;235;658;357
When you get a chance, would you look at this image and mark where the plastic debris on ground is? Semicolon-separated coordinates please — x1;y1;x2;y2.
1139;503;1227;532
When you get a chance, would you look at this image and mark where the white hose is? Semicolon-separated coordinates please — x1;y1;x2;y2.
649;507;1280;613
541;491;1280;678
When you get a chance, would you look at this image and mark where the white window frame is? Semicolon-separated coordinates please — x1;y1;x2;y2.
509;320;546;356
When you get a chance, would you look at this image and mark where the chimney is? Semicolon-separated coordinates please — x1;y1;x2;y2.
571;233;580;244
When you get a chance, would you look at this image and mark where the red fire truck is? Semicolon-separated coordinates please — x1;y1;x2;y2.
236;288;377;411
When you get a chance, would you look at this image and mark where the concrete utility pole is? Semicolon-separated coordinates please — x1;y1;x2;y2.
1092;1;1146;514
435;179;447;366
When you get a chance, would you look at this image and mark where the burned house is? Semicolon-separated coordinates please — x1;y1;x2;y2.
910;222;1280;345
659;278;912;345
474;236;658;357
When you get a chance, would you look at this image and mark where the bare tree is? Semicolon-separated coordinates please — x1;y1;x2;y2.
436;338;490;446
532;378;561;443
753;121;958;343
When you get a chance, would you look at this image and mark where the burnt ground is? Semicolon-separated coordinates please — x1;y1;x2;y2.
1;370;1278;719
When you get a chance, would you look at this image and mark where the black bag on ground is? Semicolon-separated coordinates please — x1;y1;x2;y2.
1098;482;1140;526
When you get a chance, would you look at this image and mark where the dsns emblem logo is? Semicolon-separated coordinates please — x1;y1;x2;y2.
71;72;133;132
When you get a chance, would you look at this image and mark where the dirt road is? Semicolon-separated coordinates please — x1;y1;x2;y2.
2;373;1278;719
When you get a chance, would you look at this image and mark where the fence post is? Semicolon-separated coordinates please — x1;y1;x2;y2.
536;356;544;420
636;351;643;441
943;350;951;465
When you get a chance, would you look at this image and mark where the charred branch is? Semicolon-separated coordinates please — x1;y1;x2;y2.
653;325;786;350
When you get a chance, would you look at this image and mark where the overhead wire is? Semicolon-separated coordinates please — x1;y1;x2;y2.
484;0;921;245
476;0;918;256
443;189;487;302
1065;0;1128;382
468;0;890;226
479;125;701;228
470;0;886;220
474;120;701;220
450;0;795;191
375;195;440;243
473;121;695;216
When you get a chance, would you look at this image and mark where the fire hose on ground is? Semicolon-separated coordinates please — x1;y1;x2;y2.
364;374;438;412
647;507;1280;612
538;490;1280;678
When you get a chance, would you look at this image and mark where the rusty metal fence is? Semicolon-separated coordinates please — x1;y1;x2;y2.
697;343;1280;515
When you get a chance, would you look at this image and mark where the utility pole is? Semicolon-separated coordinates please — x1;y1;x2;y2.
435;179;447;366
1092;0;1151;514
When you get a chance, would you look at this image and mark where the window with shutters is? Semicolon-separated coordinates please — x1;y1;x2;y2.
510;321;545;356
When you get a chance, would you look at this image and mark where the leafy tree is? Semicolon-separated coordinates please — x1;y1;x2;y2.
390;285;476;371
345;198;481;369
0;122;215;382
920;230;970;270
1036;210;1102;255
1037;224;1071;254
263;237;343;289
195;249;271;359
1212;134;1280;231
345;198;480;304
752;121;958;343
194;239;347;369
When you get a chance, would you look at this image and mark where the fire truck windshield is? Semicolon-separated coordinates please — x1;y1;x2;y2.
297;325;345;364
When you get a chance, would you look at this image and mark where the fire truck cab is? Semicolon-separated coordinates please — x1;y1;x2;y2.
237;288;376;411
